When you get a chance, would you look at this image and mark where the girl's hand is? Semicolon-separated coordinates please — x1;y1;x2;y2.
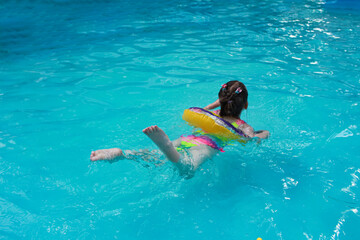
204;99;220;110
254;130;270;139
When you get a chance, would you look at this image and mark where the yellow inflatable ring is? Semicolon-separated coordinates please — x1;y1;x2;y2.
182;107;248;142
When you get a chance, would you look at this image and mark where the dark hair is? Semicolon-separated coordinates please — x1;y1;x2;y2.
218;80;248;118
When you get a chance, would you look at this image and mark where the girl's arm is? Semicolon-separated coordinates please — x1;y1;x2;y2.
254;130;270;139
204;99;220;110
239;124;270;139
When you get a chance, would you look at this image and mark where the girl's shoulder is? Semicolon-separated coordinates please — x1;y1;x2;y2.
234;119;245;126
237;122;255;138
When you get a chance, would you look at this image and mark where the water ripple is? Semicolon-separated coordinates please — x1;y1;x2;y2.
1;0;360;239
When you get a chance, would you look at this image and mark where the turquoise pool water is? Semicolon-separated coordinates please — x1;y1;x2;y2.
1;0;360;239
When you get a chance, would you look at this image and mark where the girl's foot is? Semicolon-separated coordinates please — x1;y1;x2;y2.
90;148;123;161
143;125;180;163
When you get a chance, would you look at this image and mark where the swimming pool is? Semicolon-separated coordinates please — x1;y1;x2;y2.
1;0;359;239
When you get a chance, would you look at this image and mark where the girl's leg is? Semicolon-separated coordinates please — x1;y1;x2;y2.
90;148;123;161
143;125;181;163
173;144;217;178
187;145;217;170
90;148;163;163
171;138;182;148
143;126;217;170
90;126;181;162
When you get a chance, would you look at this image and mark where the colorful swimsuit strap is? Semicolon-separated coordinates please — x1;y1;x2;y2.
181;135;225;152
232;119;246;128
213;109;220;115
189;107;246;137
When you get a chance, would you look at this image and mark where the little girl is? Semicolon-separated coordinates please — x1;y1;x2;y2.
90;81;269;178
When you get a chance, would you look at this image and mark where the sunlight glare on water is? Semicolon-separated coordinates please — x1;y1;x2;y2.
0;0;360;239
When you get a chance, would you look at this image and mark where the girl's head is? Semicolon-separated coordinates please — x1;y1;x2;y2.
218;80;248;118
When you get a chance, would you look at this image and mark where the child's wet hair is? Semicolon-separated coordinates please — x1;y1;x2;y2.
218;80;248;118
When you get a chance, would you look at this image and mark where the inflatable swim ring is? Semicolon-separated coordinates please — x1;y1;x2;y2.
182;107;248;142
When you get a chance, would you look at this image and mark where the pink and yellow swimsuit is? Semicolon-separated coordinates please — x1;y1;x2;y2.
176;110;246;153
